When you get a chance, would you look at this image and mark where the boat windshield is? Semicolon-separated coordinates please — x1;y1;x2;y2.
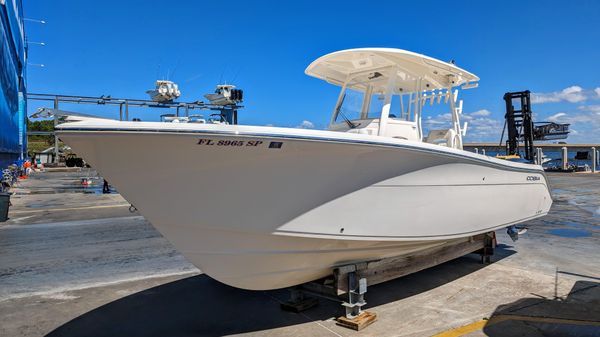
333;87;411;125
328;70;469;148
310;49;479;148
333;89;362;124
366;94;408;120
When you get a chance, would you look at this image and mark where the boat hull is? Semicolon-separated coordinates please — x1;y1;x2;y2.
57;123;552;290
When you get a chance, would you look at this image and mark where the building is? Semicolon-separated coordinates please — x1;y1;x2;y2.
0;0;27;169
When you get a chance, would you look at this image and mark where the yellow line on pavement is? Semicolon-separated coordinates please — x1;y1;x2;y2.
431;318;492;337
432;314;600;337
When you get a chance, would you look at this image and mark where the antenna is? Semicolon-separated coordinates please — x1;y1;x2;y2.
219;66;227;84
185;72;203;83
231;66;242;84
170;58;181;81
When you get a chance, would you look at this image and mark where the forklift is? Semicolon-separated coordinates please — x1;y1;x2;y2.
499;91;570;162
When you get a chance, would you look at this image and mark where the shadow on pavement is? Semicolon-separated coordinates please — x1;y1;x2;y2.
46;247;516;337
483;279;600;337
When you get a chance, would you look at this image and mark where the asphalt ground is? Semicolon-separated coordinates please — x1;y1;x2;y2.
0;170;598;337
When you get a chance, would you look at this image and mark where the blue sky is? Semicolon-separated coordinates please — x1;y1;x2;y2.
25;0;600;143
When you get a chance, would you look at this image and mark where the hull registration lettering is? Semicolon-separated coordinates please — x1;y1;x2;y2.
197;139;264;147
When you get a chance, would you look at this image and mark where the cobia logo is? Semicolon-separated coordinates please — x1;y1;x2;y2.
526;176;540;181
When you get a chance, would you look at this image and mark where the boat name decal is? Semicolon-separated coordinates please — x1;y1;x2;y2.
526;176;540;181
197;139;265;147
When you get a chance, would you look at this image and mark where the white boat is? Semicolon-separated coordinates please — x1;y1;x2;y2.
204;84;243;106
56;48;552;290
146;80;181;103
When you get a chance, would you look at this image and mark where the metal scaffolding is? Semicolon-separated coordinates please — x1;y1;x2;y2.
27;93;243;163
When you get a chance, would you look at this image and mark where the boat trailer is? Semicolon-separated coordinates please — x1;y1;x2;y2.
281;232;496;331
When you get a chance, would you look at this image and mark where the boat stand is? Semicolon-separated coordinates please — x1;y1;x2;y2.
280;287;319;313
282;232;496;331
336;268;377;330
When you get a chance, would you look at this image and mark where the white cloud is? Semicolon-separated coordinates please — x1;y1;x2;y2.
423;110;504;142
544;111;589;123
527;86;600;141
580;105;600;114
464;117;504;142
550;107;600;124
547;112;567;122
470;109;491;117
424;113;451;126
531;85;599;104
297;120;315;129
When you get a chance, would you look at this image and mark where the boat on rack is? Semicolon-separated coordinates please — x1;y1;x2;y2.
146;80;181;103
56;48;552;290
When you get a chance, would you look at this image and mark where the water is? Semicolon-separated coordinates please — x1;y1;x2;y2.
540;175;599;240
547;228;592;238
476;149;598;168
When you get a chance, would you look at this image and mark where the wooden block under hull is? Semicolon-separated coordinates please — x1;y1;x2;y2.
336;311;378;331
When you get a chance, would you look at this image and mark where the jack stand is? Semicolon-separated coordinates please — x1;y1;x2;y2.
336;272;377;331
280;287;319;313
342;272;367;318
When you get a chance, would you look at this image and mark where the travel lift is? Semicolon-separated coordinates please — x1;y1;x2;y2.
281;233;496;331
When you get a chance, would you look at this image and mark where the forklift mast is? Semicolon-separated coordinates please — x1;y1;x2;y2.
501;91;570;162
503;91;535;160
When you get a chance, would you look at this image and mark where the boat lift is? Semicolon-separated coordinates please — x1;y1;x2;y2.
282;232;496;331
27;92;243;163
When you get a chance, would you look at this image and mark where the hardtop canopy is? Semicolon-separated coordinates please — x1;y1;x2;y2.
305;48;479;93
